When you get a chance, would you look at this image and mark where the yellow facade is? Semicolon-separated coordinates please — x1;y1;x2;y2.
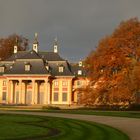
0;76;87;105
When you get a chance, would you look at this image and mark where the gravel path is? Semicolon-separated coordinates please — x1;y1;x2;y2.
0;111;139;140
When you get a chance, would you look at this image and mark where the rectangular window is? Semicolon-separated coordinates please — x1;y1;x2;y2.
62;81;68;86
3;81;6;86
2;92;6;100
78;70;82;75
62;92;67;102
54;92;58;101
54;81;59;86
59;66;64;72
25;65;30;71
0;67;4;73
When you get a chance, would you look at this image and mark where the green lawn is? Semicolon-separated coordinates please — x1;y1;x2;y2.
0;114;129;140
41;109;140;118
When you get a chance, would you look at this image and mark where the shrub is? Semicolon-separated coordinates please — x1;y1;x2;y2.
42;105;60;110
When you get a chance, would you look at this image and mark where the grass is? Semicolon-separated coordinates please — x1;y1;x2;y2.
0;114;129;140
40;108;140;118
0;104;140;118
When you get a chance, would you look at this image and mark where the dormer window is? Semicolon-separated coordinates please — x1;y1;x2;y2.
78;70;82;75
79;61;82;67
46;65;49;71
59;66;64;72
0;66;5;73
25;64;31;71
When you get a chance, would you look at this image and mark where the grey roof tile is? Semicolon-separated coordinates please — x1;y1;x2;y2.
39;52;65;61
71;63;87;77
1;49;86;77
5;51;28;61
5;60;49;75
17;50;41;59
48;61;74;76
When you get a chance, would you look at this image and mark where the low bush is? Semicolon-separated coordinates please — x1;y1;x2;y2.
42;105;61;110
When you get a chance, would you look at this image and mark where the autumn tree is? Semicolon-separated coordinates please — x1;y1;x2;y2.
82;17;140;106
0;34;28;60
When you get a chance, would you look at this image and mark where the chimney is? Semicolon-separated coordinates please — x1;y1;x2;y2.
14;46;17;53
14;37;18;53
32;33;39;53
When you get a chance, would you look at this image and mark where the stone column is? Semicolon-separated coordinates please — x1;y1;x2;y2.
68;79;72;105
6;80;10;104
9;80;14;104
47;82;50;104
44;80;47;104
19;80;22;104
21;82;25;104
14;82;18;104
31;80;35;104
34;81;38;104
24;82;27;104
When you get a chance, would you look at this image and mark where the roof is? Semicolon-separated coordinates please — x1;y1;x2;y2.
0;47;86;77
5;51;28;61
48;61;74;76
5;51;65;62
39;52;65;61
71;63;87;77
18;50;41;59
4;60;49;75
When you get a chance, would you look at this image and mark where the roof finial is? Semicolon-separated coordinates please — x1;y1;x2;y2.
34;32;38;43
15;36;18;46
35;32;38;39
54;36;58;45
33;33;39;53
14;37;18;54
79;59;83;67
54;37;58;53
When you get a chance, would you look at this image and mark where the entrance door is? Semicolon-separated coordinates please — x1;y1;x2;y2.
38;92;44;104
25;91;32;104
15;91;19;104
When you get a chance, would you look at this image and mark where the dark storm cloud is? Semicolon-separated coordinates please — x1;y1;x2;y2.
0;0;140;61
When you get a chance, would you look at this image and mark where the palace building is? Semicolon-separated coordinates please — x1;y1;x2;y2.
0;34;88;105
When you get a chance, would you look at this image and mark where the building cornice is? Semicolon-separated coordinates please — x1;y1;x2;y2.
3;74;51;76
55;76;75;78
16;59;42;61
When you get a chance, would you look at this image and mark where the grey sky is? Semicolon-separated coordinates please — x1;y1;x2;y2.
0;0;140;62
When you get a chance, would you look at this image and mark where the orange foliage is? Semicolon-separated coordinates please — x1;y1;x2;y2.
82;17;140;105
0;34;28;60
